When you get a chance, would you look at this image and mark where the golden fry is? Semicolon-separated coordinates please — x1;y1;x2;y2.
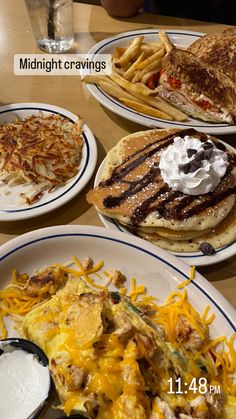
82;74;107;83
135;48;165;71
132;59;162;83
159;30;174;53
142;70;160;84
144;41;163;49
119;97;174;120
113;47;126;59
98;80;135;101
123;52;145;80
109;71;159;96
131;92;187;121
118;36;143;67
140;42;163;56
112;64;126;75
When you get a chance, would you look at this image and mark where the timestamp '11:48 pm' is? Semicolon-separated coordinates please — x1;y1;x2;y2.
167;377;221;395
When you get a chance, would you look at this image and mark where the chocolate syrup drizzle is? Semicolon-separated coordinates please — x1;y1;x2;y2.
99;129;236;225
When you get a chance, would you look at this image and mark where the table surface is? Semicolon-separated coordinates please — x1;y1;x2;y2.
0;0;235;309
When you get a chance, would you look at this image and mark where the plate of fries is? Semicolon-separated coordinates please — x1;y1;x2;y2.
83;29;235;134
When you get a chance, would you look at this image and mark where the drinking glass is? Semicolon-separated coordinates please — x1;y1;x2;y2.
25;0;74;53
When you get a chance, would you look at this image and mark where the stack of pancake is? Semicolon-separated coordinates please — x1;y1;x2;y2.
87;128;236;252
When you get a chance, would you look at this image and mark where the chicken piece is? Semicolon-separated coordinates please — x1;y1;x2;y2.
141;315;166;340
82;256;93;271
175;314;205;352
84;394;99;418
65;364;85;390
114;322;134;339
205;390;223;417
25;267;67;298
190;395;208;418
150;396;177;418
122;339;145;385
113;394;146;419
136;332;157;359
111;270;127;288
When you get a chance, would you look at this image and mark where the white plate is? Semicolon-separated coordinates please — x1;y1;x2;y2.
86;29;236;135
0;103;97;221
94;137;236;266
0;225;235;417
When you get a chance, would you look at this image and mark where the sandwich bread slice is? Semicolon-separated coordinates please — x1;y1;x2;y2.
158;48;236;123
188;31;236;83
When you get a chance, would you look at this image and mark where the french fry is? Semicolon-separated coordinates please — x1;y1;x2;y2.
82;74;107;83
159;30;174;53
98;80;135;101
109;71;160;96
142;70;161;84
83;75;135;101
144;41;163;49
140;42;164;57
132;58;162;83
123;52;145;80
119;97;173;120
130;92;187;121
112;64;127;75
135;48;165;71
113;47;126;59
118;36;143;67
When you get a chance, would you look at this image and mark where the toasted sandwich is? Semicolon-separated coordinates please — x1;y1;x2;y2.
222;27;236;36
188;32;236;83
158;48;236;123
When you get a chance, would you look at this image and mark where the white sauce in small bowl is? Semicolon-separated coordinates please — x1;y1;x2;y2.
0;349;50;419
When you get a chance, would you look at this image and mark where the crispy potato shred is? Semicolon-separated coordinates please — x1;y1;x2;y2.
83;31;188;122
0;114;83;204
0;258;235;418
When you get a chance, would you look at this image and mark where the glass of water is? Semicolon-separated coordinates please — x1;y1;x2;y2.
25;0;74;53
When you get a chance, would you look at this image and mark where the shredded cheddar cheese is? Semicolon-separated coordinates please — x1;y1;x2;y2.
177;265;196;289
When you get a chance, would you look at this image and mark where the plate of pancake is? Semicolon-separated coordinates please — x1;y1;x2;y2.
87;128;236;266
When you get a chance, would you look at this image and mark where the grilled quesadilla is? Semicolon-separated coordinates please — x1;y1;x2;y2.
157;48;236;123
188;32;236;83
87;128;236;253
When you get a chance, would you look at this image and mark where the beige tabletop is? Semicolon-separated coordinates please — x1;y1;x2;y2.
0;0;235;309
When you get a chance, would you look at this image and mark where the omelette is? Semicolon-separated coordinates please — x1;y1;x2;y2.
22;276;236;418
87;128;236;253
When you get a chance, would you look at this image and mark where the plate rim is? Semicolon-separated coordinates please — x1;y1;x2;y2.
0;102;97;221
94;138;236;267
86;29;236;135
0;224;235;332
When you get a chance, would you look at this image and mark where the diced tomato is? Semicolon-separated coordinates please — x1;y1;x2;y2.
195;100;213;110
146;71;161;89
167;76;182;89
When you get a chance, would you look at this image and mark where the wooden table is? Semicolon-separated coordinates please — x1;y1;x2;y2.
0;0;235;308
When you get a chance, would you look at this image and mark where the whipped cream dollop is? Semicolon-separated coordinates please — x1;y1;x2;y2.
159;136;228;195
